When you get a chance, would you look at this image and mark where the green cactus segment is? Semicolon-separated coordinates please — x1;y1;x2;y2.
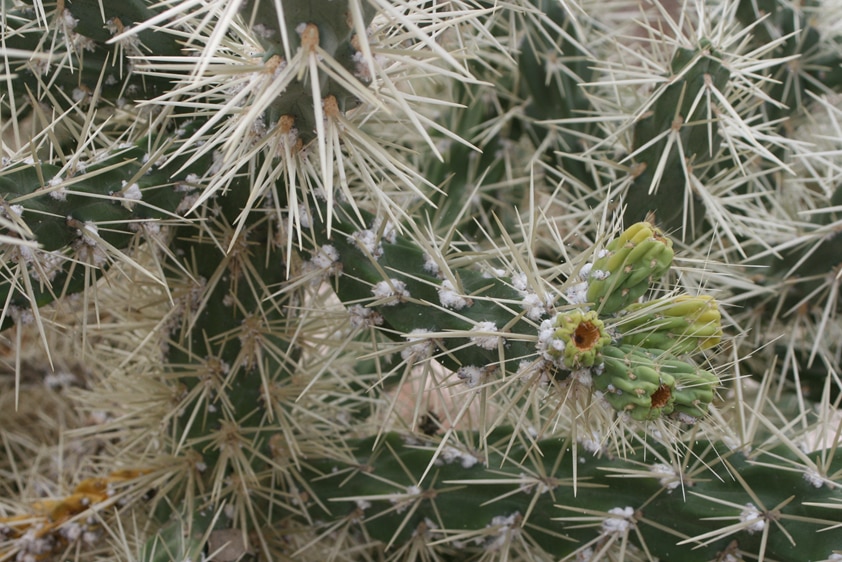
308;204;541;375
541;309;610;369
586;222;674;314
295;430;842;560
595;345;717;421
0;141;200;331
3;1;181;107
736;0;842;122
617;295;722;354
238;0;378;144
623;45;730;233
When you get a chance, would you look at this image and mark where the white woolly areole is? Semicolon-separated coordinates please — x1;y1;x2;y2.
423;253;440;276
438;280;468;310
578;262;593;281
439;445;479;469
401;329;434;361
485;513;520;550
536;315;565;362
76;221;99;246
565;280;589;306
740;503;766;533
371;217;398;244
650;463;680;490
511;272;528;292
802;468;826;488
311;244;340;271
521;292;549;320
120;180;142;201
457;366;484;388
470;321;503;350
348;304;383;329
2;204;24;219
601;507;635;534
371;279;409;304
590;268;610;281
348;229;383;259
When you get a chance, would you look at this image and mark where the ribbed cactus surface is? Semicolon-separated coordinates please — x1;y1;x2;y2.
1;0;841;560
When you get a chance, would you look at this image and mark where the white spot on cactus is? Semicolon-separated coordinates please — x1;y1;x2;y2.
401;329;434;361
740;503;766;533
457;365;484;388
565;280;589;305
5;204;24;219
470;321;503;350
115;181;142;208
355;499;371;511
521;292;549;320
484;513;520;551
348;304;384;328
8;306;34;325
601;507;635;534
650;463;680;490
511;272;528;292
578;430;605;454
371;217;397;244
75;221;99;246
72;87;90;103
675;412;699;425
590;269;610;281
578;262;593;281
371;279;409;304
61;9;79;30
438;280;469;310
297;204;311;228
348;229;382;259
536;315;565;363
438;445;479;468
422;253;440;276
802;469;826;488
252;24;276;38
310;244;340;274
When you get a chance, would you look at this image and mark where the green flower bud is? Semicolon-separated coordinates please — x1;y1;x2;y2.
617;295;722;354
586;222;674;314
594;345;717;421
541;310;611;369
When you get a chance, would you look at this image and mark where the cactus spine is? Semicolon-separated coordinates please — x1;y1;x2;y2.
1;1;841;561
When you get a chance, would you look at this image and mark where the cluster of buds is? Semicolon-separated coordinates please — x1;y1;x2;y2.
540;222;722;422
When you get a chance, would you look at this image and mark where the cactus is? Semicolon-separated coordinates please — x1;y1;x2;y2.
1;1;842;561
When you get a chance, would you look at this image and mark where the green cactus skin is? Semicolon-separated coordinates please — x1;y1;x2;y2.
237;0;378;144
595;344;718;421
736;0;842;124
622;44;730;235
2;1;182;109
617;295;722;355
0;124;210;331
290;429;842;561
586;222;675;314
2;1;842;561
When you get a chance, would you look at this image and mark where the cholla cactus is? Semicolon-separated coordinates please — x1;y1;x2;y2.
1;1;841;561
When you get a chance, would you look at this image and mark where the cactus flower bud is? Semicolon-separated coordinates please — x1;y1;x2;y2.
617;295;722;354
594;345;717;421
586;222;674;314
542;309;611;369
